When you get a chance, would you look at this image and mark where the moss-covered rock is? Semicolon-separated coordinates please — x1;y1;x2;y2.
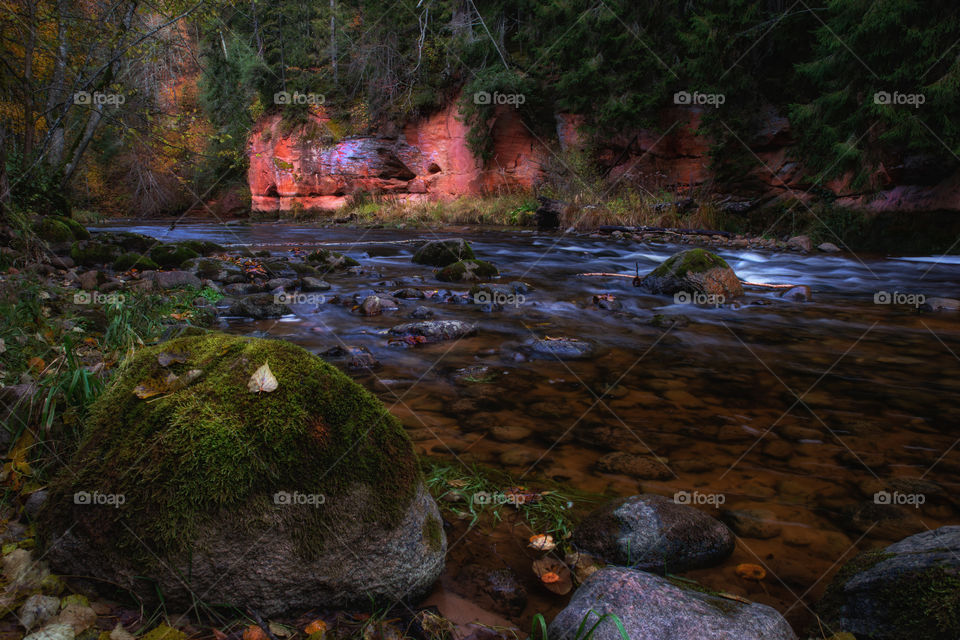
112;253;159;271
70;241;121;267
307;249;360;270
35;217;74;243
181;257;244;281
38;332;445;615
816;526;960;640
149;244;200;268
412;239;475;267
638;249;743;298
436;259;499;282
176;240;225;256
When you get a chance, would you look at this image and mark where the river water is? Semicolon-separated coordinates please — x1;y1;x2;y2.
94;221;960;631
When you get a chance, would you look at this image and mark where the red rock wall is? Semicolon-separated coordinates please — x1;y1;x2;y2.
247;102;960;213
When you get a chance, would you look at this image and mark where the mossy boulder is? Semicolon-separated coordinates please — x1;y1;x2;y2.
181;257;244;281
36;216;89;243
70;241;121;267
638;249;743;298
38;332;445;615
436;259;499;283
149;244;200;268
176;239;225;256
112;252;159;272
307;249;360;271
412;239;475;267
816;526;960;639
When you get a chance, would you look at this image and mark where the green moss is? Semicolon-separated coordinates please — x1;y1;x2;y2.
289;262;319;276
55;216;91;240
273;158;294;171
436;259;499;282
423;514;443;553
150;244;200;268
177;240;225;256
649;249;729;277
36;218;73;242
307;249;360;269
71;241;121;266
114;231;155;253
40;333;421;561
412;240;475;267
141;624;187;640
113;252;159;271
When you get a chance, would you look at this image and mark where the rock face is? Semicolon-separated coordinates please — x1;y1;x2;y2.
573;494;734;573
638;249;743;298
38;333;445;616
548;567;797;640
817;526;960;640
247;102;546;212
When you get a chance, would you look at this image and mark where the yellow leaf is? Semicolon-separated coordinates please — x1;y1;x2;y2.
248;362;279;394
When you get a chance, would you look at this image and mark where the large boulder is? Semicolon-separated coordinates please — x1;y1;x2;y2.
573;494;734;573
412;239;475;267
38;333;445;616
548;567;797;640
436;259;499;283
817;526;960;640
638;249;743;298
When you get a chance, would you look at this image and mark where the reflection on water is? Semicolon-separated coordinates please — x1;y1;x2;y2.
95;221;960;629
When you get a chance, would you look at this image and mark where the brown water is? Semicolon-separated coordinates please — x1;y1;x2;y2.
96;221;960;632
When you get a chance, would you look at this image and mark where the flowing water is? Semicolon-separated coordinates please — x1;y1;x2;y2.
95;221;960;631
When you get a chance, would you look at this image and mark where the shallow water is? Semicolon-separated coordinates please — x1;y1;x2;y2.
94;221;960;631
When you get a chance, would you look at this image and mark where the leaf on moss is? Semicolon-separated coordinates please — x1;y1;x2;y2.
157;351;189;367
248;362;278;394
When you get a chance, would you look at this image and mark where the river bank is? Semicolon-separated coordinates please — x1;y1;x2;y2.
1;219;959;640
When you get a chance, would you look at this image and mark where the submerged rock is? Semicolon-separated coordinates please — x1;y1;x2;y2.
524;337;595;360
594;452;671;480
638;249;743;298
307;249;360;271
573;494;734;573
817;526;960;640
412;238;475;267
228;293;289;318
388;320;478;343
38;333;445;616
549;567;796;640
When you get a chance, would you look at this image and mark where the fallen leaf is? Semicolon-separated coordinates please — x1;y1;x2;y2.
243;625;268;640
529;534;556;552
27;357;46;374
735;563;766;581
248;362;279;394
157;351;189;367
532;557;572;595
305;619;327;635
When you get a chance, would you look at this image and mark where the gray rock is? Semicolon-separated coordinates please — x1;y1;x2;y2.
409;306;434;319
224;282;264;296
525;338;595;360
388;320;477;344
818;242;841;252
920;297;960;312
549;567;796;640
151;270;202;289
412;238;475;267
779;286;812;302
595;453;672;480
78;270;99;291
787;235;813;252
24;490;48;521
228;294;289;319
267;277;297;290
301;277;331;292
818;526;960;640
320;345;381;371
573;494;734;573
